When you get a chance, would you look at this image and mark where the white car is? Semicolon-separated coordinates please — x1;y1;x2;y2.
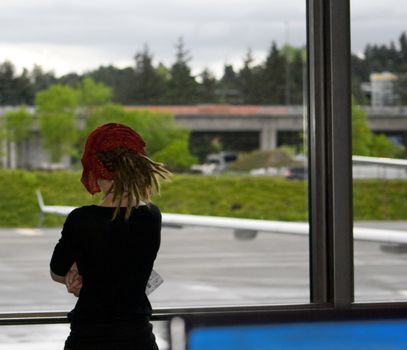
191;152;238;174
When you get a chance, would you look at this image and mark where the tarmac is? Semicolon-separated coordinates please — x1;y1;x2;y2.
0;222;406;349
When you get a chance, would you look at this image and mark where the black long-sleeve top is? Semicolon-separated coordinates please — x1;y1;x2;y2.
50;204;161;327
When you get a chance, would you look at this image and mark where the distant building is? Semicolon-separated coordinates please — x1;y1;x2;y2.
362;72;400;107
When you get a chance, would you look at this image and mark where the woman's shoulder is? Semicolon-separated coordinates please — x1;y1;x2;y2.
65;205;96;221
140;202;161;220
71;205;96;213
67;203;162;222
145;202;160;212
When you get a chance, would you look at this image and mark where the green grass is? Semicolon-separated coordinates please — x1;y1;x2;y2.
353;179;407;220
156;175;308;221
0;170;101;227
228;150;300;171
0;170;406;227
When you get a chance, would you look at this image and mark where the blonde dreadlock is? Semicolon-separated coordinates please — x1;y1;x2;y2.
97;147;171;220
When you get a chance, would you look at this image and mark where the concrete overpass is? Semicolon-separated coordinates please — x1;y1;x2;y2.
125;105;407;150
1;105;407;168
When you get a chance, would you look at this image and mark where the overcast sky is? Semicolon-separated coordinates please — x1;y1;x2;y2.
0;0;406;77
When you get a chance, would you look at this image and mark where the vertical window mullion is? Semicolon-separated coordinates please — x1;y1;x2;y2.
307;0;354;306
328;0;354;307
307;0;329;304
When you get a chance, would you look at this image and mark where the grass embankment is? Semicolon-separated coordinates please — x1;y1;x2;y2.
0;169;406;227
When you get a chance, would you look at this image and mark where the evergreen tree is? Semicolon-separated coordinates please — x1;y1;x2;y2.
0;61;30;105
198;68;217;103
287;48;305;105
351;54;370;104
261;42;286;104
238;49;259;104
57;72;82;87
165;37;198;104
0;61;50;105
364;43;398;73
16;68;34;105
0;61;16;105
394;34;407;105
87;65;136;104
31;65;57;96
217;64;241;103
134;45;166;104
399;32;407;63
156;62;171;82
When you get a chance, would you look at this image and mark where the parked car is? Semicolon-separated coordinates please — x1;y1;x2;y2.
191;152;238;174
283;166;307;180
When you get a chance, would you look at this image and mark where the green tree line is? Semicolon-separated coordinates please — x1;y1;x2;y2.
2;34;407;107
0;78;197;170
2;33;407;106
0;37;304;106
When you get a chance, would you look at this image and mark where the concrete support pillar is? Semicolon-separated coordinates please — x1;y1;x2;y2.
260;127;277;150
6;141;17;169
0;139;7;168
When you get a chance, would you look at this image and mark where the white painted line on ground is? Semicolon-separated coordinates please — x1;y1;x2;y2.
14;229;44;236
186;284;220;292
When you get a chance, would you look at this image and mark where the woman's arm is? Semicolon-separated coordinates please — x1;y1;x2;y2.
50;270;65;284
50;263;83;297
50;210;83;296
50;210;76;282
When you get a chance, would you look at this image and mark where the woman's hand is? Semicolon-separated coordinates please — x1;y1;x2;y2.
65;262;82;297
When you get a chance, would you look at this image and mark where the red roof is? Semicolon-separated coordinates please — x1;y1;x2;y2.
123;105;290;115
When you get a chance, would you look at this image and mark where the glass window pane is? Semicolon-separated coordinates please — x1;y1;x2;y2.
0;0;309;317
351;0;407;302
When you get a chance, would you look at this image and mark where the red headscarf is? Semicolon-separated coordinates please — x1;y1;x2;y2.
81;123;147;194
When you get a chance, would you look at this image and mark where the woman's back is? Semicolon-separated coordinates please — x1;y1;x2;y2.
51;204;161;324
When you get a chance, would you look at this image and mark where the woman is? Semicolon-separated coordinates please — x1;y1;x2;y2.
50;123;170;349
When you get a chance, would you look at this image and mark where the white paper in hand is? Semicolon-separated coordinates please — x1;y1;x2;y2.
145;269;164;295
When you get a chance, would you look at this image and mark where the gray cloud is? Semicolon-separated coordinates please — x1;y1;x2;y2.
0;0;406;75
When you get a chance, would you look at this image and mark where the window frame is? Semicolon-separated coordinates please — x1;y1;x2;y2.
1;0;407;327
307;0;354;306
